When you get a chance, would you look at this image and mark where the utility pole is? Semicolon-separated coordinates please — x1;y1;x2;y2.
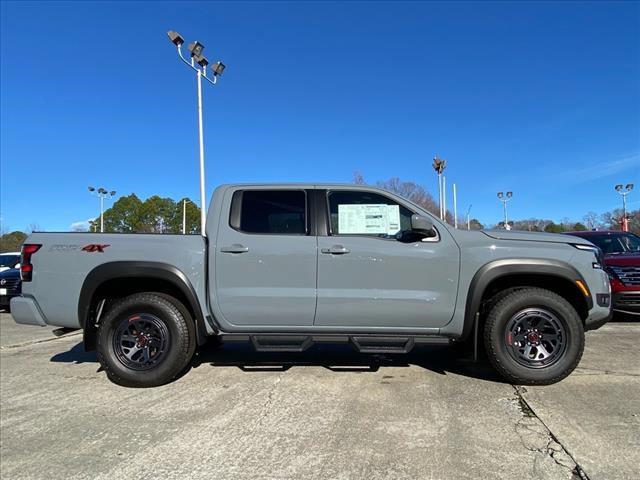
88;187;116;233
453;183;458;229
466;205;472;230
432;156;446;220
182;199;187;234
167;31;226;237
497;191;513;230
615;184;634;232
443;176;447;223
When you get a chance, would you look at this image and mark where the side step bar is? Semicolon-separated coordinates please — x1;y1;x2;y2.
222;334;451;354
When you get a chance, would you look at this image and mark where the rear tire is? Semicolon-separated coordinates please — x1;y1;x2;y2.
97;292;195;388
484;287;584;385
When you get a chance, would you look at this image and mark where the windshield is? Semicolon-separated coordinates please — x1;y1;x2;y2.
0;254;20;268
585;233;640;255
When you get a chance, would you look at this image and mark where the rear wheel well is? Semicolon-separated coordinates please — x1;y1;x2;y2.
480;274;589;321
83;277;196;351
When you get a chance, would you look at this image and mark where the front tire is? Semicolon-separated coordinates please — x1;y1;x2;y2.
97;293;195;388
484;287;584;385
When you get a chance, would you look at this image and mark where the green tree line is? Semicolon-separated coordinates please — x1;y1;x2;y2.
88;194;202;234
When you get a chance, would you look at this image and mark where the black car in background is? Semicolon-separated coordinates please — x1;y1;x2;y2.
0;267;21;311
0;252;21;272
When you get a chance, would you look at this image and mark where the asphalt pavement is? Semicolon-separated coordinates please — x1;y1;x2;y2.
1;311;638;480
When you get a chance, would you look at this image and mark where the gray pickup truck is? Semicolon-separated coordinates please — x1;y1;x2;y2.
11;184;611;387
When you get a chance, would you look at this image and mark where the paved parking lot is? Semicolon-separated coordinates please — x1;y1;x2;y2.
1;311;638;480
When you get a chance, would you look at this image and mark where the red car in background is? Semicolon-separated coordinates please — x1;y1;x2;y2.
567;231;640;317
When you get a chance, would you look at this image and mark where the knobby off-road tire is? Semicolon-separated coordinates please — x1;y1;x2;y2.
97;292;196;388
484;287;585;385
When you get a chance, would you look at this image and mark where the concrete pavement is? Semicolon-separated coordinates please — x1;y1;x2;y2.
1;311;638;479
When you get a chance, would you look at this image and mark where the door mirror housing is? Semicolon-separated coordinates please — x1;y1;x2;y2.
411;214;434;233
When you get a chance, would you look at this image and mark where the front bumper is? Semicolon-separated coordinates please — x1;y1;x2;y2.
584;269;612;331
9;296;48;326
613;291;640;316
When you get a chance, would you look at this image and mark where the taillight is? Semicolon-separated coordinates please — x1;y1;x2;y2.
20;243;42;282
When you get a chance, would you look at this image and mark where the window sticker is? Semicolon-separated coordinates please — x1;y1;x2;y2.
338;204;401;235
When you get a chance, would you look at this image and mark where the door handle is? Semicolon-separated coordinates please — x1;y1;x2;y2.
321;245;350;255
220;244;249;254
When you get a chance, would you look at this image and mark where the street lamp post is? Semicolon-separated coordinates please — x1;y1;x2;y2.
497;191;513;230
88;186;116;233
453;183;458;229
466;204;472;230
432;156;446;220
167;30;226;237
615;184;634;232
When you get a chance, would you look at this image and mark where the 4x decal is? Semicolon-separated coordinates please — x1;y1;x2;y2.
81;244;110;253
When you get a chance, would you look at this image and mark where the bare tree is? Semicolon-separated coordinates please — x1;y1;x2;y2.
374;178;440;217
583;211;599;230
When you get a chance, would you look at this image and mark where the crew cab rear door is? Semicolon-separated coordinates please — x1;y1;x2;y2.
315;188;460;329
211;187;317;328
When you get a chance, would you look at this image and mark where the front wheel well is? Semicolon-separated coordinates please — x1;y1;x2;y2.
83;277;197;351
480;274;590;321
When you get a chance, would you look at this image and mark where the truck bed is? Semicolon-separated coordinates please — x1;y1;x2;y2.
20;233;207;329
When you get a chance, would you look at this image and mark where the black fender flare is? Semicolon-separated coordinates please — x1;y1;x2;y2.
461;258;592;340
78;261;208;349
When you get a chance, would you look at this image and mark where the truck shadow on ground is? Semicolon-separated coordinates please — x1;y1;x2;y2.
51;341;504;383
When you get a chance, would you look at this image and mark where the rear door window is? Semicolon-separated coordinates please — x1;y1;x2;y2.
232;190;307;235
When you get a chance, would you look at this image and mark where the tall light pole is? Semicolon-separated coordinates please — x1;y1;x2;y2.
615;184;634;232
88;186;116;233
432;156;446;220
167;30;226;237
443;176;447;222
182;199;187;234
497;191;513;230
466;204;472;230
453;183;458;229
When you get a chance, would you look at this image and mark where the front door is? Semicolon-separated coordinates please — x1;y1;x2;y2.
315;188;460;329
213;188;317;328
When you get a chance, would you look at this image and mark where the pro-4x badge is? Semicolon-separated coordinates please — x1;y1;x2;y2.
81;244;110;253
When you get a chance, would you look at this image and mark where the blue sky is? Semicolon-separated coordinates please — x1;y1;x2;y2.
1;1;638;232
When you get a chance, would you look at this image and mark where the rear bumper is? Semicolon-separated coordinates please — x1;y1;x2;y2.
9;296;48;327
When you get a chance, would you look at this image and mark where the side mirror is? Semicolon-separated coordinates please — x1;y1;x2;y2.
411;214;434;233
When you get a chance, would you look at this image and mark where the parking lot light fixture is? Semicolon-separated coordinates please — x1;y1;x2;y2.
432;156;447;220
615;183;634;231
195;55;209;68
88;186;117;233
212;61;225;76
497;191;513;230
188;41;204;58
167;29;226;236
167;31;184;47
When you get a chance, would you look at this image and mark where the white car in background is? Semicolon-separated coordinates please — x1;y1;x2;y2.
0;252;21;273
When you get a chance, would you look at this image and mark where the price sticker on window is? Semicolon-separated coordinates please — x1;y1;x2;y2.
338;204;401;235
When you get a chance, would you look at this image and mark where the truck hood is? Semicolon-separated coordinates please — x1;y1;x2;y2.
481;230;592;245
605;252;640;267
